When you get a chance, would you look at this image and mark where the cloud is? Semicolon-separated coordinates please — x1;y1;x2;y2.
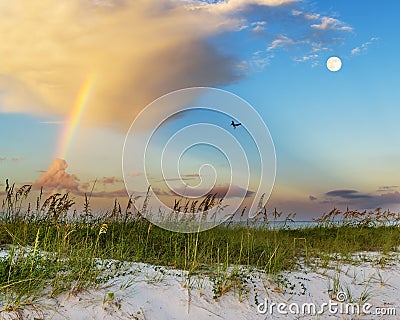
263;10;351;67
377;185;398;192
161;173;200;182
0;157;6;161
163;177;195;182
346;191;400;210
325;189;372;199
171;184;254;198
99;176;121;185
189;0;297;13
80;182;91;191
152;187;172;197
263;186;400;219
311;17;352;32
291;10;319;20
370;192;400;207
267;36;295;51
0;0;244;131
251;21;267;32
351;37;379;55
127;171;143;178
0;0;355;130
293;54;319;63
33;158;80;191
291;9;302;16
33;159;130;197
252;25;265;32
78;188;128;198
39;121;65;125
239;51;274;72
323;188;400;210
183;173;200;178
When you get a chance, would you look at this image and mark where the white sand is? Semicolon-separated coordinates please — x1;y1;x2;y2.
1;251;399;319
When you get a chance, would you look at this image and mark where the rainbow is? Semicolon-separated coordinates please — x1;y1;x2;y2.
56;73;96;159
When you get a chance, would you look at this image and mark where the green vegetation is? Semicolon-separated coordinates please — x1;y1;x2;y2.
1;180;400;310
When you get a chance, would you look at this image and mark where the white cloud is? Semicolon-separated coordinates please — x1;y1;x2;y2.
252;25;265;32
251;21;267;32
351;37;379;55
260;8;352;67
239;51;274;72
292;9;319;20
267;35;295;51
252;21;267;26
291;9;302;16
293;54;319;63
266;12;351;54
311;17;352;32
304;13;320;20
188;0;296;13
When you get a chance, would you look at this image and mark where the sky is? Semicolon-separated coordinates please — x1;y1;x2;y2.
0;0;399;219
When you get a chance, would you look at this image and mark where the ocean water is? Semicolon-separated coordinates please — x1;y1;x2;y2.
223;220;320;229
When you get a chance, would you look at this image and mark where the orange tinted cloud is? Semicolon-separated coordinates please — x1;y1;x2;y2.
101;176;116;184
0;0;352;132
78;189;128;198
33;158;79;191
0;0;351;132
33;159;132;197
99;176;122;184
0;0;244;130
171;184;254;198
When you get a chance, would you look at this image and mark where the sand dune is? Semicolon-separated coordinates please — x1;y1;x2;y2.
1;250;399;319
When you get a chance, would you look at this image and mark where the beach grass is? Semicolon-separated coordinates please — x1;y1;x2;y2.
1;181;400;310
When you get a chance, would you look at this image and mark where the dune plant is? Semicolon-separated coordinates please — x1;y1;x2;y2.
1;179;400;309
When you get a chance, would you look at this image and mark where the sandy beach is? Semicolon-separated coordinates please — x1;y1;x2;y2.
1;250;399;320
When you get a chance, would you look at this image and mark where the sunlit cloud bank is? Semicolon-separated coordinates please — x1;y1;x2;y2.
0;0;241;130
0;0;353;130
32;158;126;199
33;158;80;192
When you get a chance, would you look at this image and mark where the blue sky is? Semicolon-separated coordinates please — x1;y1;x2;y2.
0;0;399;218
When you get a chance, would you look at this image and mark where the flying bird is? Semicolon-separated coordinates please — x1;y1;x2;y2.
230;120;241;129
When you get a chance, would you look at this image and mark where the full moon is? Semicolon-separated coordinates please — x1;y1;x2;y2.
326;56;342;72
